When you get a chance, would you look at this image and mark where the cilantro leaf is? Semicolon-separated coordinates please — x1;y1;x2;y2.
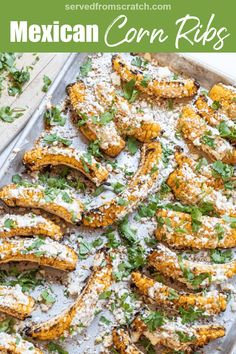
42;75;52;92
79;58;92;77
210;249;233;264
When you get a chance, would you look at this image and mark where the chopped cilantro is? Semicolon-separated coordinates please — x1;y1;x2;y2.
8;66;30;96
211;100;221;110
3;218;16;229
42;75;52;92
43;133;72;146
180;306;205;323
195;157;208;172
211;161;234;180
118;216;137;243
0;106;25;123
79;58;92;77
112;181;125;194
44;106;66;126
47;342;69;354
127;136;138;155
93;185;105;197
142;311;165;332
41;289;55;304
218;121;236;141
123;79;139;103
99;316;111;325
214;223;225;240
176;331;196;343
0;318;15;333
210;249;233;264
131;57;148;69
200;131;216;148
88;140;103;158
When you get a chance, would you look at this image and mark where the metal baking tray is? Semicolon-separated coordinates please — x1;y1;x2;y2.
0;53;236;354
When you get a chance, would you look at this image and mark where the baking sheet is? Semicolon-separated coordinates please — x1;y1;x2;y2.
0;52;235;354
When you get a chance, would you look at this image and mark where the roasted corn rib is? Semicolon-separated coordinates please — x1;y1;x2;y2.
0;183;84;224
68;80;160;154
67;81;125;157
209;83;236;119
131;272;227;316
0;212;63;240
178;106;236;164
0;333;42;354
26;251;113;340
0;237;77;271
0;285;35;320
23;146;109;186
167;153;236;217
112;54;199;99
113;328;143;354
83;142;162;227
155;209;236;249
131;315;225;353
148;244;236;289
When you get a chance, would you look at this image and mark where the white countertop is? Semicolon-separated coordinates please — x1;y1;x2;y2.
1;52;236;168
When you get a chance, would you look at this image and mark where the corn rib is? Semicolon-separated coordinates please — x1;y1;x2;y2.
83;141;162;227
155;209;236;249
167;154;236;217
23;146;109;186
209;83;236;119
0;213;63;241
131;315;225;353
131;272;227;316
112;54;199;99
25;251;112;340
67;81;125;157
0;184;84;224
178;106;236;164
113;328;143;354
0;285;35;320
148;244;236;289
0;333;42;354
0;237;78;271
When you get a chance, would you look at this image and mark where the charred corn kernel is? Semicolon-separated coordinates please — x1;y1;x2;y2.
209;83;236;119
23;146;109;186
155;209;236;249
0;285;35;320
167;153;236;217
113;328;143;354
112;54;199;99
0;212;63;241
178;106;236;164
195;95;225;126
131;272;227;316
26;251;112;340
0;237;78;271
67;81;125;157
131;315;225;353
0;183;84;224
0;333;43;354
83;141;162;228
148;244;236;290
